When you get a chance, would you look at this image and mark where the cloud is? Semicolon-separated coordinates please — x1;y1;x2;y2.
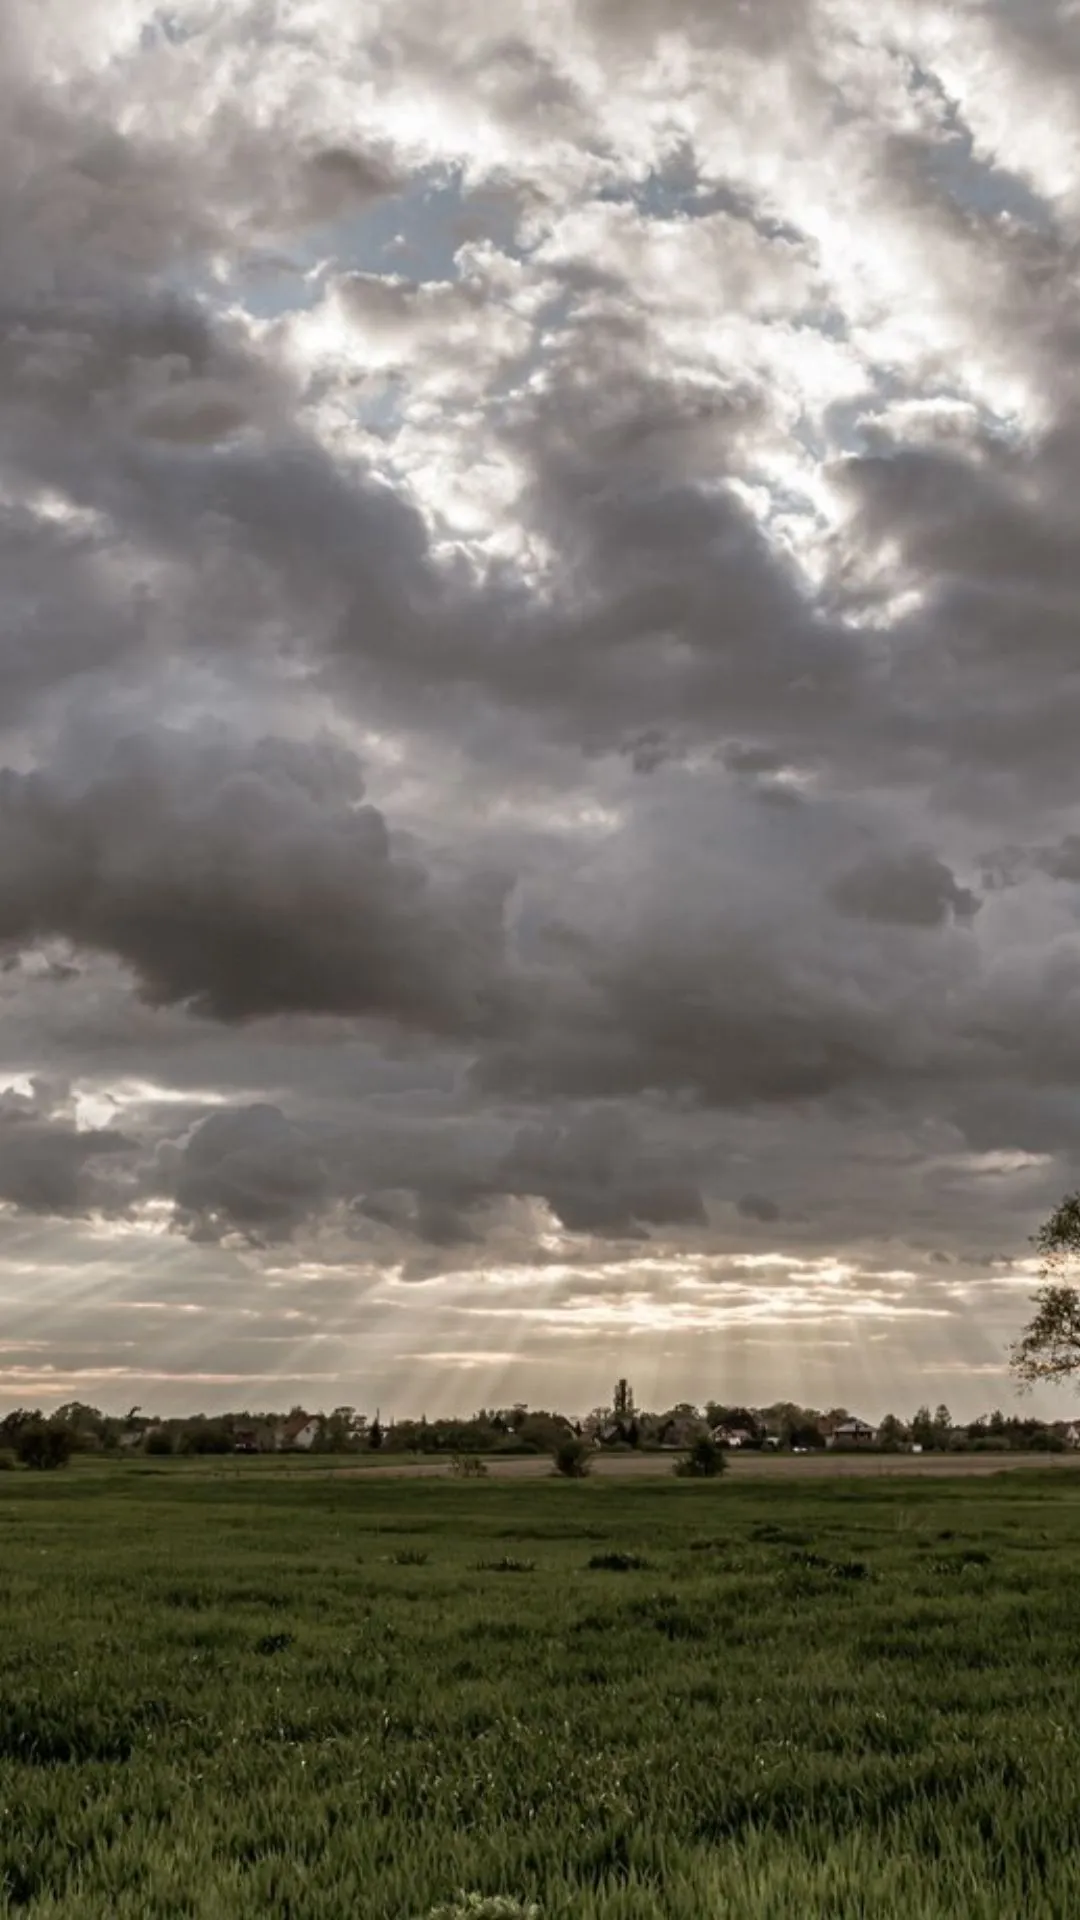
737;1193;782;1225
1036;837;1080;884
829;849;982;929
146;1095;706;1252
0;5;398;288
0;725;512;1031
0;1080;133;1216
500;1107;707;1237
167;1104;331;1245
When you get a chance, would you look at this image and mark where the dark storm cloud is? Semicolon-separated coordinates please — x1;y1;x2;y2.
1035;838;1080;884
167;1104;331;1245
737;1193;782;1225
0;1081;133;1216
355;1189;485;1250
500;1108;706;1236
0;503;148;724
829;849;982;929
144;1096;705;1251
470;787;982;1113
0;281;442;731
983;836;1080;890
830;412;1080;806
0;13;418;736
0;727;512;1030
466;365;867;756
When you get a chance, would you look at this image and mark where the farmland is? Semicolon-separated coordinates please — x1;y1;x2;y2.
3;1464;1080;1918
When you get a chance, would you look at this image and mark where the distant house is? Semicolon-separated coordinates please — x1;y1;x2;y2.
712;1426;757;1450
827;1418;878;1450
1063;1424;1080;1450
280;1412;321;1452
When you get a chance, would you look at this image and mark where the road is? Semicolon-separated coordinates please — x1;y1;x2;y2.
340;1449;1080;1481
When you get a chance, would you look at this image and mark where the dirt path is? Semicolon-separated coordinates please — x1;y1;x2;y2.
337;1450;1080;1482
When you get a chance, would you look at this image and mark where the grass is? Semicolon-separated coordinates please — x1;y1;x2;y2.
2;1465;1080;1916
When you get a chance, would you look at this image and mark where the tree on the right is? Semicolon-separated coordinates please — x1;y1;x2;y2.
1012;1193;1080;1387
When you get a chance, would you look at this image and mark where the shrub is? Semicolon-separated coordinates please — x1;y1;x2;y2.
145;1429;174;1457
255;1632;294;1656
392;1549;430;1566
450;1454;488;1478
553;1437;592;1478
0;1449;15;1471
16;1423;75;1471
587;1551;650;1572
674;1436;727;1479
474;1557;536;1574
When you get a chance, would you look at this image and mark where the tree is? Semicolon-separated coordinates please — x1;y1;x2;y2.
553;1437;592;1478
877;1414;908;1452
613;1379;635;1418
320;1407;364;1453
582;1406;613;1441
706;1405;763;1440
1012;1287;1080;1386
517;1411;572;1454
52;1402;106;1449
177;1418;230;1455
0;1408;42;1449
674;1436;727;1479
1010;1195;1080;1388
450;1454;488;1478
933;1404;953;1447
910;1404;935;1449
17;1422;74;1470
368;1415;384;1451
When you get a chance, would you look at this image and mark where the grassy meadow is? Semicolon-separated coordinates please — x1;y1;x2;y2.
2;1462;1080;1918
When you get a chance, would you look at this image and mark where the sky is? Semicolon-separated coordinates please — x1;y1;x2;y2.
1;0;1079;1424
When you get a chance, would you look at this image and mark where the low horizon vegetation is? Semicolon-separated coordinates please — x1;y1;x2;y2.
1;1381;1073;1468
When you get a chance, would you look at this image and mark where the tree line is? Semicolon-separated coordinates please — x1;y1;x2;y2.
0;1386;1074;1470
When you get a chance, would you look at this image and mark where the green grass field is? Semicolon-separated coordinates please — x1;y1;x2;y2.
3;1463;1080;1919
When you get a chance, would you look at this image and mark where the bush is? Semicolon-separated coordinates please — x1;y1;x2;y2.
674;1437;727;1479
255;1631;294;1655
145;1429;174;1457
177;1423;231;1455
587;1552;650;1571
16;1423;75;1471
0;1449;15;1471
450;1454;488;1478
473;1557;536;1574
553;1437;592;1478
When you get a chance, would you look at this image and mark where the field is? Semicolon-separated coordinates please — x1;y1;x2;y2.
3;1463;1080;1918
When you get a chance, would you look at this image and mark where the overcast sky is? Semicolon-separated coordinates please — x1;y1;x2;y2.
3;0;1079;1423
